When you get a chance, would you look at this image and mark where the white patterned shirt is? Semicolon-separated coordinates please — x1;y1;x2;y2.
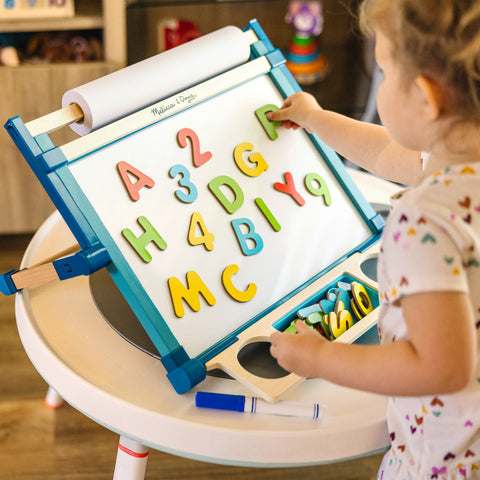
376;162;480;479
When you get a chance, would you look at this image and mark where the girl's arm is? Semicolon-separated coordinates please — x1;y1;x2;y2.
270;291;476;396
267;92;424;186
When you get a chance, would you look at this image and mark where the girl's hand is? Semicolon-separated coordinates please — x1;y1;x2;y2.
270;320;329;379
266;92;322;133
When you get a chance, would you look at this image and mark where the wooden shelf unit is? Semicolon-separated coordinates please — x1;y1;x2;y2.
0;0;126;234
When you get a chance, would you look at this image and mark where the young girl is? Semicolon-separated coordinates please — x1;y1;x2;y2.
268;1;480;478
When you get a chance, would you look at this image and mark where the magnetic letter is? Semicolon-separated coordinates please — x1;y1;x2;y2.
177;128;212;167
188;212;215;251
222;264;257;302
208;175;244;214
254;198;281;231
274;172;305;206
231;218;264;256
117;161;155;201
168;271;216;318
122;216;167;263
233;142;269;177
255;104;282;140
305;172;332;206
169;164;198;203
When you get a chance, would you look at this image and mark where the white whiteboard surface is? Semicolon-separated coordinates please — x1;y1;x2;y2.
68;74;372;358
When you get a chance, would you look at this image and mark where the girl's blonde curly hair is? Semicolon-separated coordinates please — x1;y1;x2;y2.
359;0;480;123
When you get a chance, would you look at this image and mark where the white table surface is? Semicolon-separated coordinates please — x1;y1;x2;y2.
15;168;399;467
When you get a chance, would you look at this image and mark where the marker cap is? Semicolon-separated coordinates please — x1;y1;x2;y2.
195;391;246;412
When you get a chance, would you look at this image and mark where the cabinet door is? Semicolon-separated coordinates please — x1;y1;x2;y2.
0;63;115;234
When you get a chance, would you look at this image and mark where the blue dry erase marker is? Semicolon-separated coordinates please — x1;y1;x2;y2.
195;392;325;420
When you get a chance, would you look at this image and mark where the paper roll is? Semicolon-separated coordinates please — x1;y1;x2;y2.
62;26;251;135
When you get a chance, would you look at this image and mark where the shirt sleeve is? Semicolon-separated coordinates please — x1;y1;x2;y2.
380;200;470;304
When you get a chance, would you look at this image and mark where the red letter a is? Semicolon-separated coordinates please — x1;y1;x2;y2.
117;161;155;201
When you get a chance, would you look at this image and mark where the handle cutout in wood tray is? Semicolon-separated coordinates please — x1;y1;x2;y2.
206;248;381;402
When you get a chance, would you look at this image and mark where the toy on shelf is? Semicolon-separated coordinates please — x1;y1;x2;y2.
26;32;103;64
0;33;21;66
158;19;201;52
285;1;328;85
0;31;103;65
0;46;19;66
0;0;74;19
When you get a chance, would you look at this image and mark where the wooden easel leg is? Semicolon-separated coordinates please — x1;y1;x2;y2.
113;435;150;480
44;386;65;409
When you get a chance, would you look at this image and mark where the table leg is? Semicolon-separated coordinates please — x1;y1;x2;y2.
44;386;65;409
113;435;150;480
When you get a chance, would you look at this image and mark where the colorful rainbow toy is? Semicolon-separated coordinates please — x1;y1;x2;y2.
285;1;329;85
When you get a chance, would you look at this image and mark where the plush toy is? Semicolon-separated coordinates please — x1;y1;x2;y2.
285;1;328;85
23;31;103;64
0;33;22;66
0;45;20;66
70;35;103;63
43;32;74;63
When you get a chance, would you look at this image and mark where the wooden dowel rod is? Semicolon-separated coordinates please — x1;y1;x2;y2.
26;103;84;137
244;28;259;44
11;243;81;290
12;264;59;290
30;243;80;268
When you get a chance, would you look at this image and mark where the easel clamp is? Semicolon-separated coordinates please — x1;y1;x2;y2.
54;244;110;280
0;244;110;295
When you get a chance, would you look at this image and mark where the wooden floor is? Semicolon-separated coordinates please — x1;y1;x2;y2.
0;234;384;479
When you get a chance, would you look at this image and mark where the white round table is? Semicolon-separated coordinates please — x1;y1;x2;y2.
15;169;397;479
